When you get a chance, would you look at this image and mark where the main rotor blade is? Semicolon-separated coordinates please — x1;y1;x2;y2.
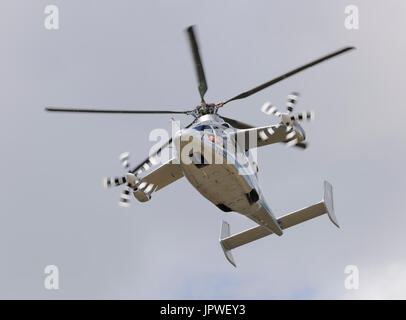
222;46;355;105
45;107;190;115
130;119;197;175
186;25;208;102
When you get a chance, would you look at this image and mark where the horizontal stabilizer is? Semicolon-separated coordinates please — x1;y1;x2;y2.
220;181;338;266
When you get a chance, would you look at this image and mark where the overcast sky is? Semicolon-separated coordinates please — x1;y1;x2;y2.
1;0;405;299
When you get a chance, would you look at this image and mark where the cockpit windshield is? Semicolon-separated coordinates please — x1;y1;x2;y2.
194;125;212;131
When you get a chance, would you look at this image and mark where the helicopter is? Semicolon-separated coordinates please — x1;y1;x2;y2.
45;26;355;267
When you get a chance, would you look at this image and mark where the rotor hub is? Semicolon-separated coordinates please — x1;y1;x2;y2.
193;103;218;117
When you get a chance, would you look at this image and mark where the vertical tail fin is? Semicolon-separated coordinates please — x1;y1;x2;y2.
220;221;237;267
323;181;339;228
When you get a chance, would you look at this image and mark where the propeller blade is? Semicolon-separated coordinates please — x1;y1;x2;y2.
186;25;208;102
119;152;130;170
285;139;308;149
258;126;277;142
290;110;315;122
284;126;297;147
118;185;132;207
286;92;299;113
103;176;127;188
261;102;281;117
222;46;355;105
45;107;190;115
286;130;297;140
285;138;299;148
219;116;255;129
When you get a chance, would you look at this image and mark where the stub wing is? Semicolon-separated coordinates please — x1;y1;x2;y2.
219;181;338;267
228;123;304;150
132;157;184;202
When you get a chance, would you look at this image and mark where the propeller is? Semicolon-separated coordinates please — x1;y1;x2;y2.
261;92;315;148
102;119;197;208
119;185;132;208
103;152;141;207
101;118;196;208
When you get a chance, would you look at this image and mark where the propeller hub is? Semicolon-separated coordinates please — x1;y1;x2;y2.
281;113;293;126
126;172;140;189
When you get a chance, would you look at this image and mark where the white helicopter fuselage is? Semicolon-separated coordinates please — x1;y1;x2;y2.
174;114;283;235
45;24;350;267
